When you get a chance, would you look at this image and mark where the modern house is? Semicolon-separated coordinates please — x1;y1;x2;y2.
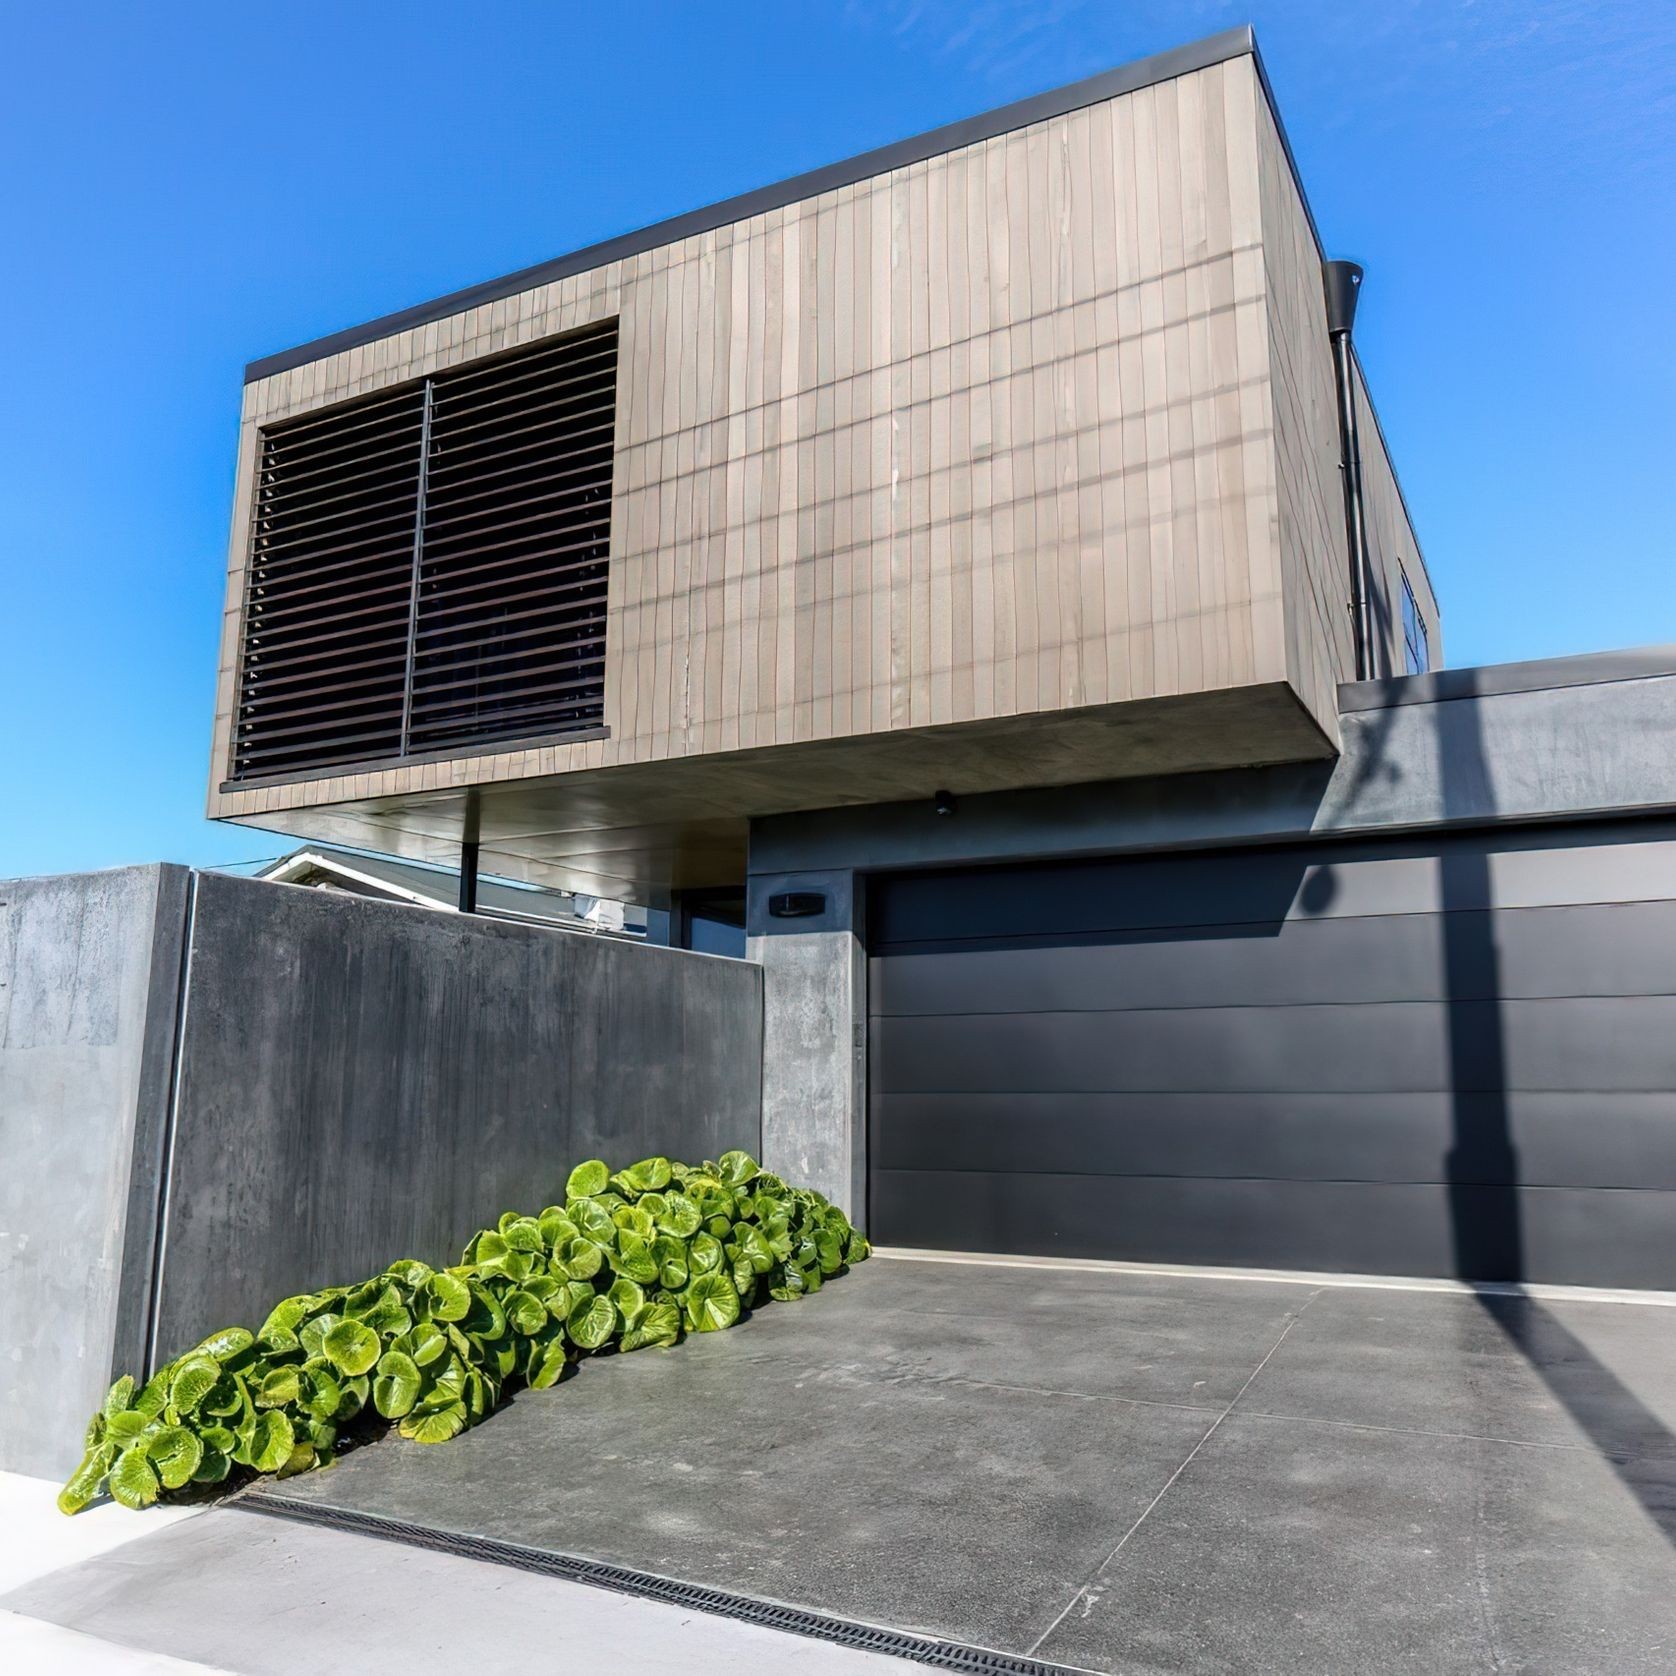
205;27;1676;1288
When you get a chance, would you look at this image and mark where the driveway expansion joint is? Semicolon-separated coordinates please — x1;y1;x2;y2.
1023;1286;1324;1657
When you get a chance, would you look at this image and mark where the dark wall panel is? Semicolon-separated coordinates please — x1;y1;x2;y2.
155;873;762;1361
868;821;1676;1286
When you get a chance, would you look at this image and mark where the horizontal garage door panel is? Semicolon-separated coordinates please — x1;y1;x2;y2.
867;823;1676;1285
871;825;1676;947
871;1092;1676;1192
869;1169;1676;1290
873;998;1676;1096
873;901;1676;1016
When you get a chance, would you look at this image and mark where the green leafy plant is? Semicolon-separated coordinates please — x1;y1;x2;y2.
58;1151;867;1515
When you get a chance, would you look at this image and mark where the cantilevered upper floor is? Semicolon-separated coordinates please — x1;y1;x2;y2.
208;26;1438;901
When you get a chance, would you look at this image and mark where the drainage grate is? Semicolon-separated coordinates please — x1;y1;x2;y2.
246;1492;1091;1675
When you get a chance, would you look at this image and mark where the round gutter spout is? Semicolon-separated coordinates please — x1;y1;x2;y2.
1323;259;1377;682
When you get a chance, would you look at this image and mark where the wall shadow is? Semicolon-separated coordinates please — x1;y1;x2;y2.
1433;667;1676;1540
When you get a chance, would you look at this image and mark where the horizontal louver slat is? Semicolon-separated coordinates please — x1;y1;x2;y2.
231;383;425;779
407;319;615;755
230;317;617;783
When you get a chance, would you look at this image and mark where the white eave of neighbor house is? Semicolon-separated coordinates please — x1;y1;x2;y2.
251;845;646;937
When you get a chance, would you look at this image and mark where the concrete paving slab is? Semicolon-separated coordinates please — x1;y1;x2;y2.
2;1507;917;1675
849;1253;1312;1408
1034;1409;1676;1675
27;1260;1673;1675
1240;1285;1676;1459
253;1299;1223;1651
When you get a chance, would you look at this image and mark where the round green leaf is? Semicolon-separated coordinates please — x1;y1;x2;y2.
463;1283;506;1341
108;1445;159;1509
359;1295;412;1337
505;1290;547;1336
400;1402;467;1444
566;1159;610;1199
148;1425;203;1490
299;1311;342;1360
566;1294;619;1351
684;1273;742;1333
373;1350;422;1418
194;1327;255;1364
621;1298;682;1352
192;1448;232;1485
557;1236;604;1281
57;1442;116;1515
299;1361;343;1421
717;1149;760;1187
689;1232;724;1276
276;1443;316;1479
395;1322;448;1368
612;1204;657;1241
503;1218;545;1254
321;1318;381;1377
621;1155;672;1194
246;1410;295;1473
106;1409;150;1447
425;1272;471;1322
167;1356;221;1415
100;1376;136;1421
132;1370;171;1418
732;1225;775;1275
527;1339;569;1390
538;1209;578;1248
607;1276;646;1326
255;1366;301;1409
610;1232;659;1286
567;1198;616;1244
383;1258;433;1287
656;1192;702;1238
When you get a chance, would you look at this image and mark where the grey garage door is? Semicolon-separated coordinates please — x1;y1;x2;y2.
867;819;1676;1288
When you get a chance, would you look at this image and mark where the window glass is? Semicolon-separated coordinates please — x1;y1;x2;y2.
1400;572;1430;675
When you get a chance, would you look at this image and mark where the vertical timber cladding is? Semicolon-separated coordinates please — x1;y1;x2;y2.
231;319;618;782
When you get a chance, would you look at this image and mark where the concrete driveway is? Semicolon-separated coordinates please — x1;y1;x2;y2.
12;1254;1676;1673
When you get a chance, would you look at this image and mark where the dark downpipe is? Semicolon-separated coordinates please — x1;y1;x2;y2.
1324;260;1377;681
458;789;481;914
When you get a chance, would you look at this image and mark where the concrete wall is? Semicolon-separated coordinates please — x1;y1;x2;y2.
1;870;762;1475
0;866;189;1478
746;872;866;1215
150;875;762;1363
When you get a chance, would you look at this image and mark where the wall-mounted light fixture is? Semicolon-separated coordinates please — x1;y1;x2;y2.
769;891;826;919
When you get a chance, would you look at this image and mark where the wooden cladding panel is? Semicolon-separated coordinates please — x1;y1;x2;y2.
1256;94;1438;697
211;55;1338;819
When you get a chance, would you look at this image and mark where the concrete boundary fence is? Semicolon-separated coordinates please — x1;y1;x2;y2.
0;867;763;1478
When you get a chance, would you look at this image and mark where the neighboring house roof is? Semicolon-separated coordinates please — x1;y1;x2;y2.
252;846;646;934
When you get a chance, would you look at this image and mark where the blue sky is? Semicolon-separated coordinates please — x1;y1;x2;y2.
1;1;1671;877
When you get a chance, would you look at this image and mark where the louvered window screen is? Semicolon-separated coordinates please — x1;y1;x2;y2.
231;319;617;782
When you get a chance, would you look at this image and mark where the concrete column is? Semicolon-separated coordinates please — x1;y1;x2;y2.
746;868;866;1220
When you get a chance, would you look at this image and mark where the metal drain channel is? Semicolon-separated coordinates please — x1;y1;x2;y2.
247;1492;1090;1675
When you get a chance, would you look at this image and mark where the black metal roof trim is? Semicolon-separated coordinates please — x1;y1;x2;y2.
245;26;1260;385
1339;644;1676;713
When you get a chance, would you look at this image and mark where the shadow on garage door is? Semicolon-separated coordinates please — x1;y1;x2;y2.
866;817;1676;1289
